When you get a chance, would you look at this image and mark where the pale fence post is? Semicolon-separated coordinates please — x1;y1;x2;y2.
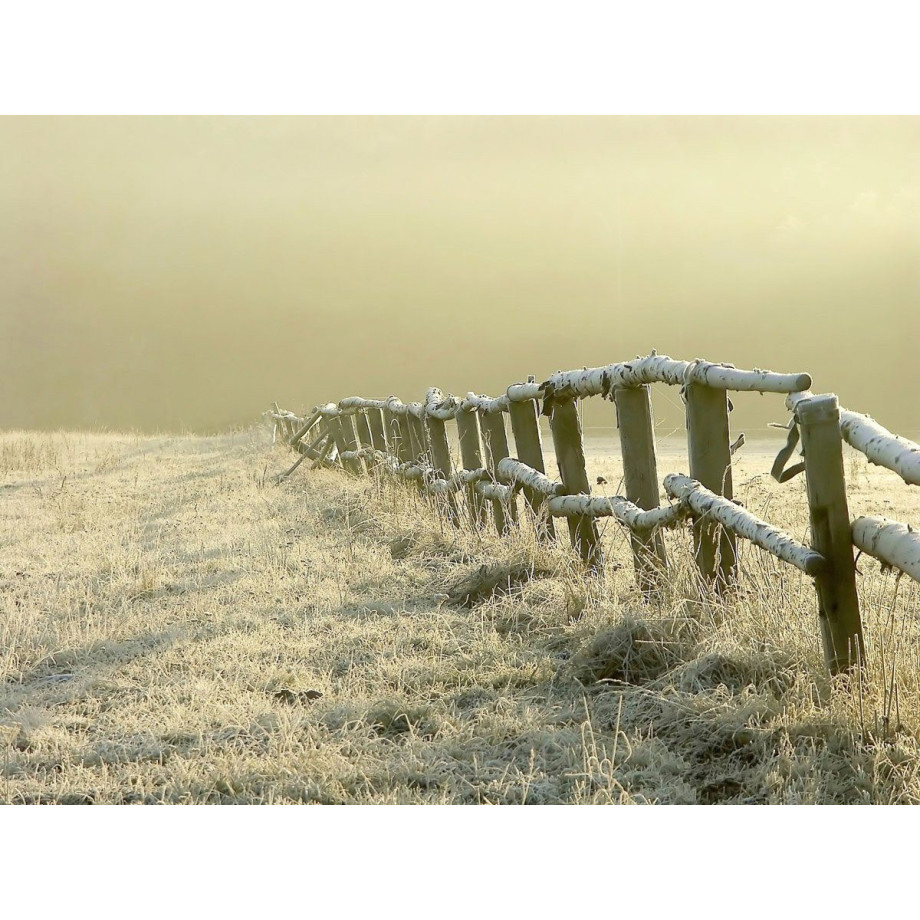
480;410;518;534
426;413;461;526
549;397;603;571
614;385;668;593
355;410;375;454
455;408;489;528
367;408;388;454
387;411;412;464
685;383;737;587
795;394;865;674
338;414;365;475
508;380;555;542
407;413;429;463
311;432;336;469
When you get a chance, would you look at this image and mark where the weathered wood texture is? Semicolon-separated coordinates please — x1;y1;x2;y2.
455;410;490;527
794;394;865;674
664;474;826;576
354;411;375;452
788;391;920;486
686;383;737;587
367;408;388;453
425;414;461;525
288;409;322;447
480;410;518;533
549;397;603;570
852;516;920;584
614;385;668;590
311;433;336;469
337;415;365;475
507;395;556;541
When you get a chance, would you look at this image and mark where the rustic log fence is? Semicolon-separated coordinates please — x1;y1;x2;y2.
266;351;920;676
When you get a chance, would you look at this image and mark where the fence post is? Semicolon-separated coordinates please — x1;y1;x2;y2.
387;411;412;463
614;385;668;593
367;408;388;454
337;414;365;475
426;414;461;526
549;397;603;571
480;410;518;534
355;410;375;455
311;432;336;469
455;408;490;527
407;413;429;464
795;394;865;674
685;383;737;587
508;385;556;542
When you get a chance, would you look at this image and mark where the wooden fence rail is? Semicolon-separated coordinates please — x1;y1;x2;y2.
266;351;919;675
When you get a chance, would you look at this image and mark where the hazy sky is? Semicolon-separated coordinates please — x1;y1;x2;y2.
1;116;917;435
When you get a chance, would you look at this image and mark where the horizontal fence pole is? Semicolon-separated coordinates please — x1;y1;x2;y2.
787;391;920;486
664;474;827;576
852;516;920;584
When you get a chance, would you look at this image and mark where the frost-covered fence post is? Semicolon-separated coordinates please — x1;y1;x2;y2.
685;383;737;587
289;409;322;448
455;408;490;528
407;413;429;463
338;414;365;475
480;410;518;534
367;409;388;454
355;411;375;455
549;397;603;571
326;417;351;473
614;384;667;592
507;380;555;542
795;394;865;674
311;432;336;469
426;414;461;527
390;413;412;464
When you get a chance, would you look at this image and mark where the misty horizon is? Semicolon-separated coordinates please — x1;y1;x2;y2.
2;116;918;436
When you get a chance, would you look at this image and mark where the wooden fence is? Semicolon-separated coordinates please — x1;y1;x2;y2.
266;352;920;676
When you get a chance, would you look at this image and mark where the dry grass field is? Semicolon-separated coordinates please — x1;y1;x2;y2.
2;424;919;805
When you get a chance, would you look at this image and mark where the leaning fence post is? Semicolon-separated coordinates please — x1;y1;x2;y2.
685;383;737;587
508;382;556;542
455;407;490;527
795;394;865;674
549;397;603;571
311;432;336;469
480;410;518;534
614;384;668;592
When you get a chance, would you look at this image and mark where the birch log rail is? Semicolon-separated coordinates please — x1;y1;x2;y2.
266;350;920;676
852;517;920;584
663;474;828;577
787;391;920;486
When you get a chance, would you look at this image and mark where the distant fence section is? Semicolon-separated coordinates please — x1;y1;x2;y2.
266;351;920;676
